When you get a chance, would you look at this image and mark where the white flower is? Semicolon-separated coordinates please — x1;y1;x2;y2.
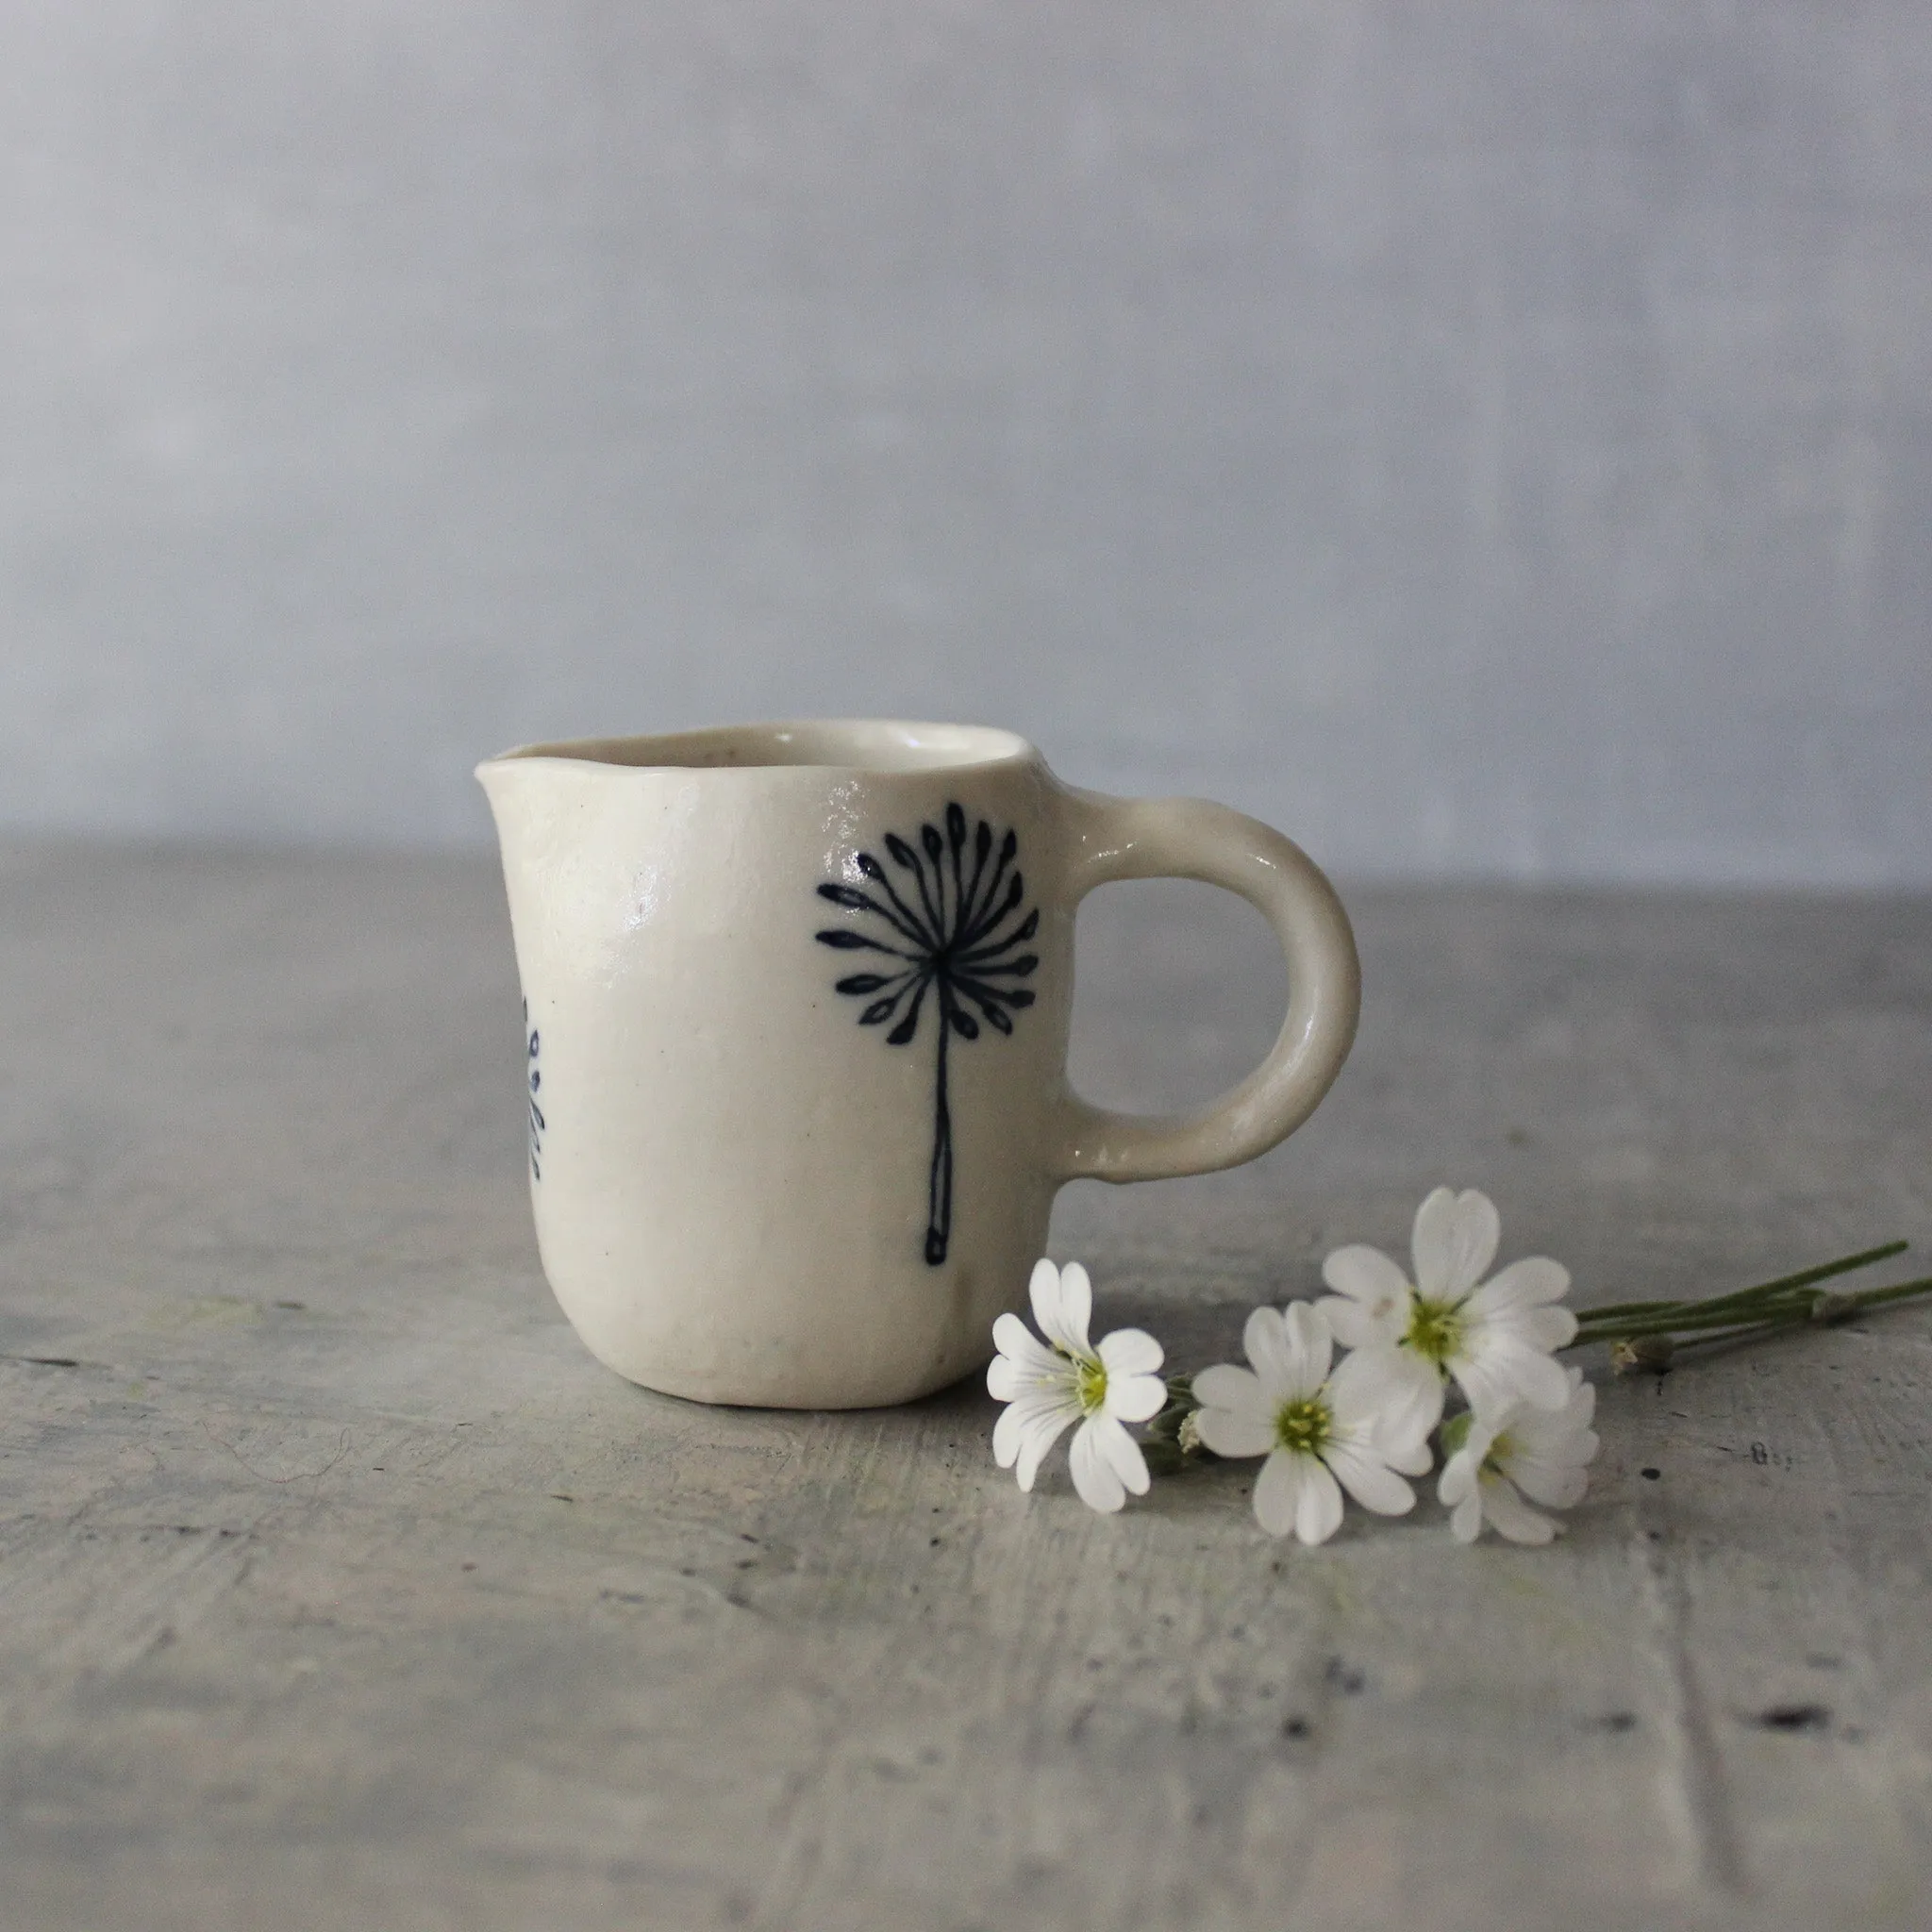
988;1259;1167;1513
1438;1367;1600;1544
1191;1303;1428;1545
1315;1186;1577;1430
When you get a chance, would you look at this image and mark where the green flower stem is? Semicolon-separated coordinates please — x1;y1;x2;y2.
1830;1274;1932;1317
1668;1285;1932;1359
1572;1297;1682;1321
1576;1240;1907;1325
1574;1306;1819;1343
1678;1239;1911;1313
1660;1318;1802;1356
1572;1274;1932;1351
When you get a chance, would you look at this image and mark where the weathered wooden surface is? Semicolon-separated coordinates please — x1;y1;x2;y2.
2;843;1928;1931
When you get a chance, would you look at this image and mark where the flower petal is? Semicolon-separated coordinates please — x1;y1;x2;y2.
1192;1361;1266;1416
991;1394;1029;1469
1010;1396;1081;1491
991;1310;1058;1374
1107;1371;1168;1425
1507;1304;1580;1353
1324;1438;1415;1516
1264;1302;1331;1403
1477;1407;1513;1450
1252;1447;1307;1537
995;1391;1075;1475
1311;1296;1384;1353
1090;1412;1152;1497
1464;1256;1572;1316
1480;1475;1560;1544
1449;1487;1484;1542
1559;1371;1596;1424
1056;1262;1095;1355
1507;1376;1597;1460
1508;1424;1599;1474
1451;1351;1533;1424
1470;1303;1574;1352
988;1320;1066;1402
1069;1415;1126;1512
1506;1456;1591;1509
1028;1257;1099;1360
1412;1187;1501;1301
1327;1344;1442;1443
1295;1457;1345;1545
1097;1326;1163;1380
1437;1445;1480;1508
1318;1245;1414;1345
1197;1409;1277;1459
1240;1305;1294;1402
1193;1364;1277;1459
1026;1258;1068;1351
1457;1336;1573;1420
1504;1419;1596;1468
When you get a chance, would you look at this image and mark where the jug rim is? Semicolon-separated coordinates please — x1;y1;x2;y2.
475;719;1037;778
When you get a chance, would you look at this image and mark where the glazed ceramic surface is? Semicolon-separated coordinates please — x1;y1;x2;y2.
477;721;1360;1408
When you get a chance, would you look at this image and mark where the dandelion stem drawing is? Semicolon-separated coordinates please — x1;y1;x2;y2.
816;803;1039;1265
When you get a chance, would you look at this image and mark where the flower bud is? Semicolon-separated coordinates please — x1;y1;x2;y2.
1610;1334;1674;1375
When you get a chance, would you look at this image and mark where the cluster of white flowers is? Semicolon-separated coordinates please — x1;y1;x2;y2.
987;1188;1601;1545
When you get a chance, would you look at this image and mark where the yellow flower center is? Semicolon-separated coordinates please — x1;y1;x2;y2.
1074;1355;1108;1414
1404;1296;1465;1369
1274;1395;1332;1457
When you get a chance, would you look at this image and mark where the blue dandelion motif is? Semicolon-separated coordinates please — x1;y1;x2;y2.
815;803;1038;1265
525;997;544;1180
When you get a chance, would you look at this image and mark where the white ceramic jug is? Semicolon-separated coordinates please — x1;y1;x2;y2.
478;721;1359;1408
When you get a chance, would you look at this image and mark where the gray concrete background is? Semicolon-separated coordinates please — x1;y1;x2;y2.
2;2;1928;882
6;845;1932;1929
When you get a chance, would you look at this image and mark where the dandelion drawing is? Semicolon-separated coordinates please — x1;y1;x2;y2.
816;803;1039;1265
525;997;544;1180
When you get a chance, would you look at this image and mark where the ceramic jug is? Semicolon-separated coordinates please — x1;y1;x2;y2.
478;721;1359;1408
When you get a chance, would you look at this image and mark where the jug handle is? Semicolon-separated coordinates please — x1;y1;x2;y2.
1052;791;1360;1183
